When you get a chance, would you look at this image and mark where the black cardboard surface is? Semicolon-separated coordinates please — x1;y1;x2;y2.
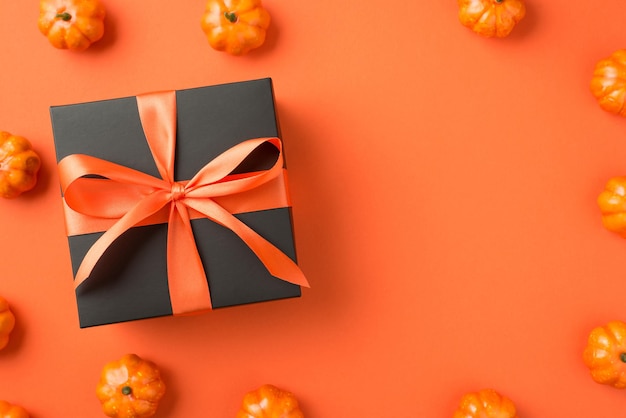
50;78;301;328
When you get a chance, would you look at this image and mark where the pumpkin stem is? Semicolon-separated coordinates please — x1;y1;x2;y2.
495;0;504;3
121;386;132;396
55;12;72;21
224;11;238;23
621;353;626;363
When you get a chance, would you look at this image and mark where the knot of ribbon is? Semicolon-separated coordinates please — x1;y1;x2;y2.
57;90;309;315
170;182;186;201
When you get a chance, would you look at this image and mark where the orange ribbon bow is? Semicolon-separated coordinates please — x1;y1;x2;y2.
57;91;308;315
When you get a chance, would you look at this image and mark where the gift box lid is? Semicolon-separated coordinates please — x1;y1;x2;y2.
50;78;304;328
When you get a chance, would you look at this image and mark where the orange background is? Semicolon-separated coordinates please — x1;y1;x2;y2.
2;0;626;416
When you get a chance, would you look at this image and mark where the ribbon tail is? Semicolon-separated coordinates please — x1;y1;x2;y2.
74;190;171;289
167;201;213;314
185;198;309;288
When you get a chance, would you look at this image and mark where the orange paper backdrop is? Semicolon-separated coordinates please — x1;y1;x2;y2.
2;0;626;416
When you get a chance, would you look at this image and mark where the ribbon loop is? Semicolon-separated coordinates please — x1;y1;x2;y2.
58;90;309;316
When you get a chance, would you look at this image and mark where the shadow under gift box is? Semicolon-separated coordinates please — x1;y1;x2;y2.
49;78;304;328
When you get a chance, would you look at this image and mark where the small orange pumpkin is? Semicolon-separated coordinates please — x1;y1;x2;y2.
236;384;304;418
583;320;626;388
0;401;29;418
200;0;271;56
96;354;166;418
453;389;518;418
457;0;526;38
38;0;106;51
0;132;41;199
590;50;626;117
0;297;16;351
597;176;626;237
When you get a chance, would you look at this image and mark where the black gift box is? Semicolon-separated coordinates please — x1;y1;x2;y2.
50;78;302;328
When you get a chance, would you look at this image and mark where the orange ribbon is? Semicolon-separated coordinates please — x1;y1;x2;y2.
57;90;309;315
